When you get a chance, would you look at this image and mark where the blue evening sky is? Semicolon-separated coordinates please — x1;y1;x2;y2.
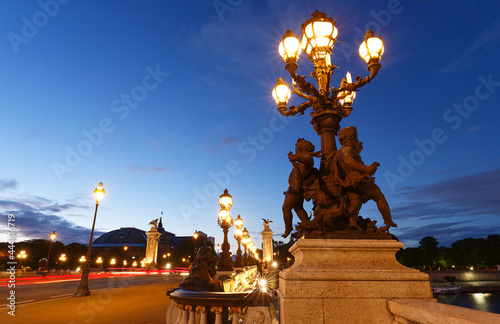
1;0;499;250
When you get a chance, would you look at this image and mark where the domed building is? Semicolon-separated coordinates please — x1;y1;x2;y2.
91;218;213;267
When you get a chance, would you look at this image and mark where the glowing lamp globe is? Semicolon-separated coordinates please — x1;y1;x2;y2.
279;30;301;64
359;30;384;64
218;189;233;210
301;11;338;61
94;182;105;203
273;78;291;107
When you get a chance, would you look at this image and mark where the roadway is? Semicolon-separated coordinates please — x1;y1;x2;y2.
0;273;184;323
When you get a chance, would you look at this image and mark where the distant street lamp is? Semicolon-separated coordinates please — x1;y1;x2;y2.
46;231;56;273
193;230;199;263
74;182;105;297
216;244;221;256
17;250;27;270
217;189;234;271
59;253;67;269
234;215;244;268
242;227;249;266
110;258;116;266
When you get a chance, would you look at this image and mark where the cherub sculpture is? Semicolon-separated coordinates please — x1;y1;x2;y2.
334;126;397;230
282;138;321;238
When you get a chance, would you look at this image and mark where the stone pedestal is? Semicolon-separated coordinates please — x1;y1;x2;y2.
145;228;162;265
279;239;434;324
261;227;274;264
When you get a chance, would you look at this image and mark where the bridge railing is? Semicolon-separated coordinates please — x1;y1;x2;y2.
388;298;500;324
166;289;272;324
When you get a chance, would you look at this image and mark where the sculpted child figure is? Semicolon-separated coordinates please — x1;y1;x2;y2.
282;138;320;238
335;126;397;230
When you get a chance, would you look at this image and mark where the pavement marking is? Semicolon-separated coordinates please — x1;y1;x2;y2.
0;300;36;308
50;293;73;298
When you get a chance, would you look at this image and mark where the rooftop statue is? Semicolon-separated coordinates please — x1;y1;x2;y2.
148;218;159;230
262;218;273;231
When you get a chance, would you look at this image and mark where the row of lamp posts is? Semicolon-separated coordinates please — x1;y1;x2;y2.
217;189;260;271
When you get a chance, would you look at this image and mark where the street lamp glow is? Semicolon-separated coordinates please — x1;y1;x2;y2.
301;11;338;60
359;30;384;64
79;256;86;262
96;257;103;264
50;231;57;241
123;260;127;266
193;230;199;240
93;182;105;203
132;261;137;267
166;263;171;269
218;188;233;210
59;254;67;262
234;215;244;229
279;30;301;64
110;258;116;265
17;250;27;259
273;78;291;107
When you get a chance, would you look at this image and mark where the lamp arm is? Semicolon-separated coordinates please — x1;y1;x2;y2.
345;62;382;91
288;69;319;98
278;101;313;117
292;83;312;100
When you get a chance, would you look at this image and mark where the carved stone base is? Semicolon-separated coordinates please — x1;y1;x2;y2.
278;239;434;324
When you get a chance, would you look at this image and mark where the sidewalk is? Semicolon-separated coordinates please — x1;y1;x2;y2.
1;277;181;323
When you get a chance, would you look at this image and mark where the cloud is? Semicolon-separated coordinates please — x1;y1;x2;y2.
126;164;169;173
394;168;500;218
206;136;240;153
391;168;500;245
0;179;18;191
0;196;99;244
394;221;498;247
442;19;500;73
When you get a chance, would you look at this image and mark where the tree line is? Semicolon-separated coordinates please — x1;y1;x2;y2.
396;235;500;270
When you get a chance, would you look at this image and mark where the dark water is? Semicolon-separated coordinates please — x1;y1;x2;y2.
436;292;500;314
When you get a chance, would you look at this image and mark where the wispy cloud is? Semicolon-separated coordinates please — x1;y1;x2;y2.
206;136;240;153
0;196;98;244
126;164;169;173
392;168;500;245
442;19;500;73
0;179;18;191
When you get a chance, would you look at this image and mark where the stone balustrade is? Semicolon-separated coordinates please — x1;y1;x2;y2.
388;298;500;324
166;290;272;324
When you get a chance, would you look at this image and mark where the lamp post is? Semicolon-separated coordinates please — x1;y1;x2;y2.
193;230;199;263
217;189;234;271
272;11;386;236
17;250;27;270
74;182;105;297
58;253;67;269
234;215;244;268
46;231;56;273
242;227;249;266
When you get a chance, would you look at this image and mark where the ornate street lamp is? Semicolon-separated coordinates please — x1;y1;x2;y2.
273;11;391;238
17;250;27;270
217;189;234;271
241;227;249;266
46;231;56;273
193;230;199;263
233;215;244;268
74;182;105;297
